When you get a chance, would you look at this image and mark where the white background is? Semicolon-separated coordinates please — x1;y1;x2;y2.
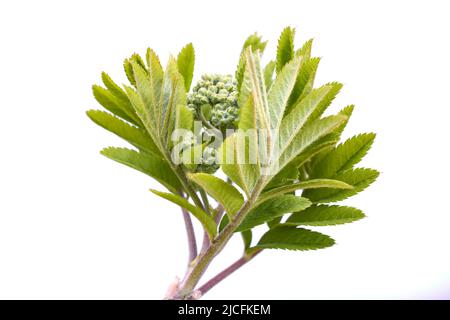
0;0;449;299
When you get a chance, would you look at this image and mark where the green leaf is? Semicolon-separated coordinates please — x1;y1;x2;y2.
281;85;339;146
334;104;355;137
296;39;313;60
188;173;244;216
241;48;270;131
124;85;160;148
219;133;260;196
130;61;161;136
303;168;379;203
308;105;355;166
100;147;180;192
236;195;311;232
150;189;217;238
238;95;256;131
92;85;138;125
311;133;376;178
307;82;343;124
286;136;339;170
255;225;335;251
286;57;321;113
241;230;252;250
131;53;147;71
123;58;136;86
177;43;195;91
267;55;302;133
86;110;159;155
297;57;321;100
175;103;194;131
160;57;186;145
236;33;267;91
258;179;353;204
274;115;347;176
276;27;295;73
263;60;276;90
286;205;365;226
123;53;147;87
241;33;267;54
101;72;131;104
266;216;282;229
264;162;299;190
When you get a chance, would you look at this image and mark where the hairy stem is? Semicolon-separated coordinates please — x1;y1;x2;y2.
196;249;262;297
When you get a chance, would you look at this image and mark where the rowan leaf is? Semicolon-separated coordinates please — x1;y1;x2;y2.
276;27;295;73
236;195;311;232
286;205;365;226
274;115;347;176
130;61;161;134
255;226;335;251
175;103;194;131
123;85;160;148
258;179;353;203
188;173;244;216
236;33;267;91
92;85;138;125
267;55;302;133
296;38;313;60
263;60;276;89
123;53;147;87
219;132;260;196
303;168;379;203
306;82;343;124
311;133;376;178
86;110;159;155
100;147;181;193
177;43;195;91
160;57;186;145
286;57;321;113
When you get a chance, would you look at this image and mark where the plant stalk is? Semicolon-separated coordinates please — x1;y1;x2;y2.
199;189;212;253
196;249;262;297
181;207;198;264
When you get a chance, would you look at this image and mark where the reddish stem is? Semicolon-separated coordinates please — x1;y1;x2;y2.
195;250;262;297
